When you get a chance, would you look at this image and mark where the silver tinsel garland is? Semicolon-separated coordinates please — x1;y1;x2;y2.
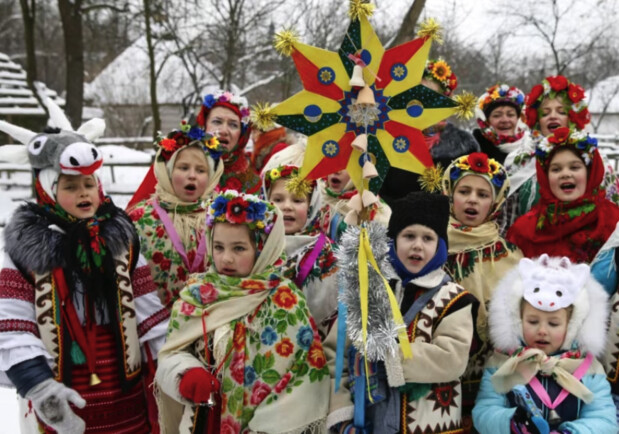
335;221;400;362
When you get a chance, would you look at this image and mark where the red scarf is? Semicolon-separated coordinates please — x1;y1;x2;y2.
507;150;619;263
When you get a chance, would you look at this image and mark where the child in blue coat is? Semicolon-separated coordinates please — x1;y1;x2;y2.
473;254;617;434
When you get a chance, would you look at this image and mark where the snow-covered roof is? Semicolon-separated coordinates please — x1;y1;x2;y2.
85;36;215;106
0;52;65;116
588;75;619;114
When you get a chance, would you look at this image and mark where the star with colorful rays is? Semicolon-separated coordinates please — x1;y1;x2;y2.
254;2;474;195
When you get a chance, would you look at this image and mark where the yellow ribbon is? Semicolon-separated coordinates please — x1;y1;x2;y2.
358;227;412;401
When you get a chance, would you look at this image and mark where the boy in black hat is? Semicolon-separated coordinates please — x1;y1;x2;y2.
325;191;478;433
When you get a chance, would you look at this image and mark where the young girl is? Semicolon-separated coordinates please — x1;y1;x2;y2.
507;128;619;264
441;152;523;428
0;119;169;433
129;122;224;309
473;255;617;433
155;190;329;433
326;192;478;433
261;144;339;338
505;75;619;222
195;90;261;194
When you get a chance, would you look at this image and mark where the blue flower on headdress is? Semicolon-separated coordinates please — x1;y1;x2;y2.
211;195;228;217
516;94;525;104
450;167;461;181
246;201;267;222
586;135;598;147
203;94;217;109
491;172;505;188
188;127;205;141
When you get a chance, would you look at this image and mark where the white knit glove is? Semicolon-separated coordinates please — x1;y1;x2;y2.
25;378;86;434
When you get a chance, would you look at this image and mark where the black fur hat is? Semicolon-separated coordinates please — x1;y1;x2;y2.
387;191;449;243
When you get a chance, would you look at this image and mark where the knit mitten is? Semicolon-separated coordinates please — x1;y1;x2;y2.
178;367;220;404
25;378;86;434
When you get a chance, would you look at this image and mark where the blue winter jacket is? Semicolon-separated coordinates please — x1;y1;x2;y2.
472;365;617;434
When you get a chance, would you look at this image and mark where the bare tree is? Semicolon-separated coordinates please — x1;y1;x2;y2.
387;0;426;48
18;0;49;118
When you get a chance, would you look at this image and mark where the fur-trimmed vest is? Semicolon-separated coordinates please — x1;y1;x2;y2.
379;123;479;205
0;204;169;389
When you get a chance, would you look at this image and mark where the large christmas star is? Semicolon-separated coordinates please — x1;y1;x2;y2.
259;7;471;194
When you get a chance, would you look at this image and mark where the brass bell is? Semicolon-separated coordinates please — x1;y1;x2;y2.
356;85;376;106
349;65;365;87
351;134;368;153
362;160;378;179
90;373;102;386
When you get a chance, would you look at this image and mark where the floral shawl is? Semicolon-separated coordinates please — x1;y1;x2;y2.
156;207;329;433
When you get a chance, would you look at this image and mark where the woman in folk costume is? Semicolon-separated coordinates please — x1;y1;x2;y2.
507;128;619;264
155;190;330;433
441;152;523;429
316;169;391;244
0;111;168;433
379;58;480;206
325;192;478;433
129;121;224;310
261;144;339;338
473;84;533;235
473;84;528;166
195;90;262;194
473;255;617;433
504;75;619;222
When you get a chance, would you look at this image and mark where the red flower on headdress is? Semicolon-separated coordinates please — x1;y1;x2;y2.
468;153;490;173
160;138;177;152
547;75;568;91
548;127;571;144
525;107;538;128
567;83;585;103
526;84;544;106
226;197;249;224
569;109;590;130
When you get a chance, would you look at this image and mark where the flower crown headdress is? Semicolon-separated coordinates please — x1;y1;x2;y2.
422;58;458;96
524;75;590;131
156;120;223;162
200;90;251;123
448;152;507;190
535;127;598;168
206;190;278;234
264;164;317;198
478;83;525;117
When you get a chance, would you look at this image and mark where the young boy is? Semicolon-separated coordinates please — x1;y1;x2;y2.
326;192;478;433
473;255;617;433
0;117;168;432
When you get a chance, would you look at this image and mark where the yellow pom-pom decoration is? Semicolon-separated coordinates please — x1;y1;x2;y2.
285;175;314;198
348;0;375;21
454;91;476;120
274;28;300;57
418;164;444;193
251;102;277;131
416;17;443;45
